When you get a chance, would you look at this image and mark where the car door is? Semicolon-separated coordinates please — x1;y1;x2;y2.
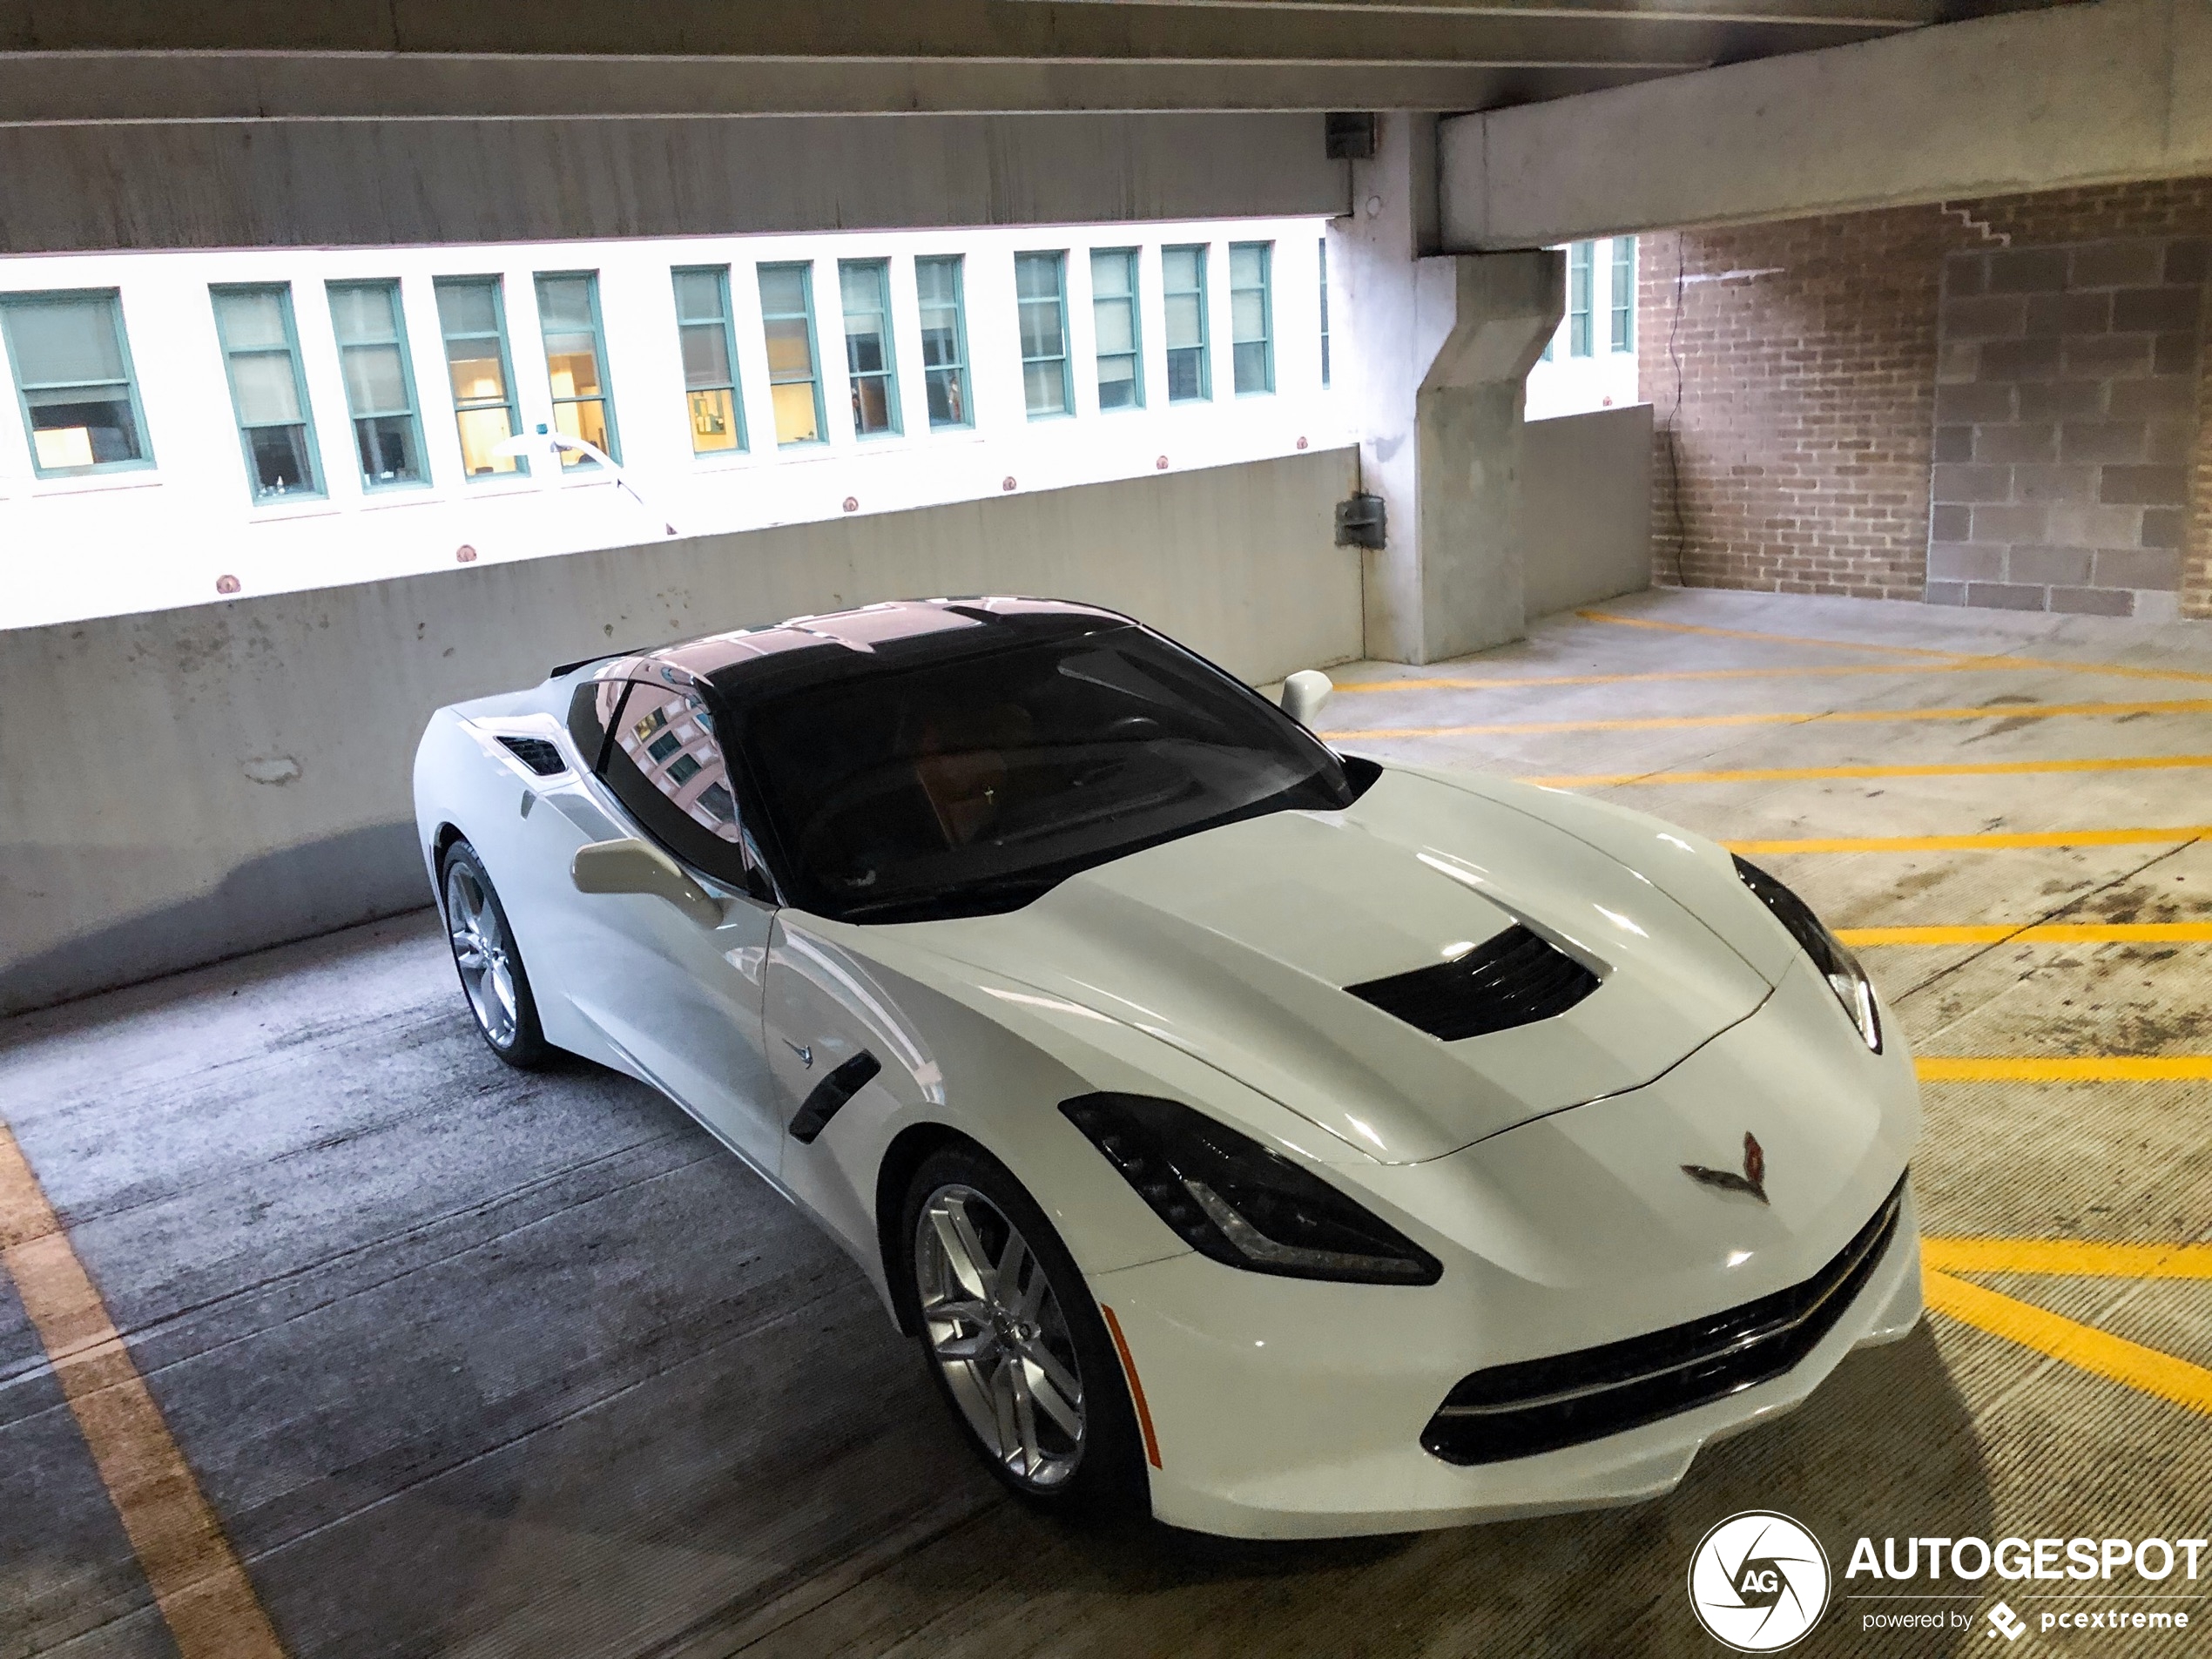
562;675;785;1174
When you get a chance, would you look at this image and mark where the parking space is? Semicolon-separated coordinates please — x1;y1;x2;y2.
3;586;2209;1656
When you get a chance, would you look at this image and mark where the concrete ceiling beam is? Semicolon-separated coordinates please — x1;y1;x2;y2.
0;54;1687;123
1442;0;2212;247
0;111;1353;253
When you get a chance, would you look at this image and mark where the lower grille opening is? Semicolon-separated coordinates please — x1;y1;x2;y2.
1421;1176;1906;1466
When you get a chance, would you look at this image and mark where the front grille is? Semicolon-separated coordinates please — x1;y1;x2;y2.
1421;1176;1906;1466
499;736;568;776
1345;925;1599;1042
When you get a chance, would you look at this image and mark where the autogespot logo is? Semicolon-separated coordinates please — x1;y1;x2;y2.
1688;1511;1833;1652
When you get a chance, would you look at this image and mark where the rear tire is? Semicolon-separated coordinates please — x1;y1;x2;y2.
898;1143;1149;1521
440;840;552;1069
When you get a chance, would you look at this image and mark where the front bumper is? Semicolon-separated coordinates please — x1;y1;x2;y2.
1094;1177;1922;1539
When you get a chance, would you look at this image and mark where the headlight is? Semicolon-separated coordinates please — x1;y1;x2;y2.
1059;1093;1441;1285
1733;855;1882;1053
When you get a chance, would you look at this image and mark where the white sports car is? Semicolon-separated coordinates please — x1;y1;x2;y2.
412;597;1921;1539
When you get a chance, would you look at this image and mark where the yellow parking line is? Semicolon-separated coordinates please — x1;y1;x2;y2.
1916;1056;2212;1082
1922;1238;2212;1278
0;1123;287;1659
1322;698;2212;742
1333;662;1994;694
1923;1268;2212;1416
1839;923;2212;947
1727;826;2212;855
1520;754;2212;789
1576;609;2212;686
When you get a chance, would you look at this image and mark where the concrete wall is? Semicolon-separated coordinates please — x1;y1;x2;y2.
1521;403;1655;619
1640;177;2212;618
0;448;1360;1016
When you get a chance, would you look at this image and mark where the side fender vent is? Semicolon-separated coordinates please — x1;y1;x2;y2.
1345;925;1599;1042
499;736;569;777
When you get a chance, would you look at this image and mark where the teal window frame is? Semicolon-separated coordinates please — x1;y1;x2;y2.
1229;240;1274;396
839;258;902;438
0;288;155;479
758;261;828;448
1090;247;1143;413
915;255;968;428
1318;236;1331;389
1015;251;1073;420
671;265;746;456
1162;244;1211;402
534;270;620;468
435;275;529;481
326;279;429;492
1568;240;1595;358
915;254;972;429
210;282;325;502
1610;236;1636;354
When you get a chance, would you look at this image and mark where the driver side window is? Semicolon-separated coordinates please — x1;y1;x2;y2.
591;678;760;895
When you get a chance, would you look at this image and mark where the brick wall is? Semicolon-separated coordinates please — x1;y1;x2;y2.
1641;177;2212;619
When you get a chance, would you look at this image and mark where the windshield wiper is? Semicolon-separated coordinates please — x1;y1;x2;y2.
836;871;1062;921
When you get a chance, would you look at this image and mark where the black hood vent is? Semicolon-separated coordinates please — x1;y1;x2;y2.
1345;925;1599;1042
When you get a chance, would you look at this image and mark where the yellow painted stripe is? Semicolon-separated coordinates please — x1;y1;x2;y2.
1321;697;2212;742
1916;1055;2212;1082
1726;825;2212;855
1923;1267;2212;1416
1922;1237;2212;1278
0;1123;287;1659
1332;662;1996;694
1839;923;2212;947
1576;608;2212;686
1519;753;2212;789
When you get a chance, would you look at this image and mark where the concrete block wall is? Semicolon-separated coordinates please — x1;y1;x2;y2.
1927;239;2205;618
0;448;1360;1017
1642;175;2212;621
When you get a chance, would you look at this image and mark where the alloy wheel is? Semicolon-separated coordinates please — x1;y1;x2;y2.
445;860;519;1049
914;1184;1087;1488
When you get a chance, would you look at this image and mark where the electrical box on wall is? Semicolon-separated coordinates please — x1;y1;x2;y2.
1325;113;1377;161
1335;492;1386;548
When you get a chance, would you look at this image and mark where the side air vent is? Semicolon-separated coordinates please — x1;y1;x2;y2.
499;736;568;777
1345;925;1599;1042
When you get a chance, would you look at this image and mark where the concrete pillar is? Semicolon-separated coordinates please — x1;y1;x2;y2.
1338;114;1562;664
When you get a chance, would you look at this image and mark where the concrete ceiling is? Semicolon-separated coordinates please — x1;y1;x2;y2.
0;0;2080;119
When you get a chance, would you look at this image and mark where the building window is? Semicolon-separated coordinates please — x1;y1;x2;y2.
758;263;826;446
1318;237;1331;389
435;277;526;480
1015;251;1071;419
211;285;323;502
1229;241;1274;395
1163;244;1211;401
327;280;427;490
1091;248;1143;412
839;259;901;437
536;272;617;467
1610;236;1636;354
915;255;971;428
1568;240;1595;357
672;266;744;455
0;289;151;476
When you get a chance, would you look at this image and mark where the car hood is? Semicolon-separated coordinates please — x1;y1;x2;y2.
890;765;1775;1163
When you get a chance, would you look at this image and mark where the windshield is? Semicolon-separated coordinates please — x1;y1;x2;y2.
737;625;1355;921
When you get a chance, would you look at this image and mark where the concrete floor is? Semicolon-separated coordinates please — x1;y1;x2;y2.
4;587;2209;1657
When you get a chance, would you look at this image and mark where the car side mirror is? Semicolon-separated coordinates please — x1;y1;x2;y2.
1280;669;1333;728
571;838;723;927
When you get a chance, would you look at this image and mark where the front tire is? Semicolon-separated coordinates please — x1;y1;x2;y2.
899;1143;1147;1521
440;840;552;1069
